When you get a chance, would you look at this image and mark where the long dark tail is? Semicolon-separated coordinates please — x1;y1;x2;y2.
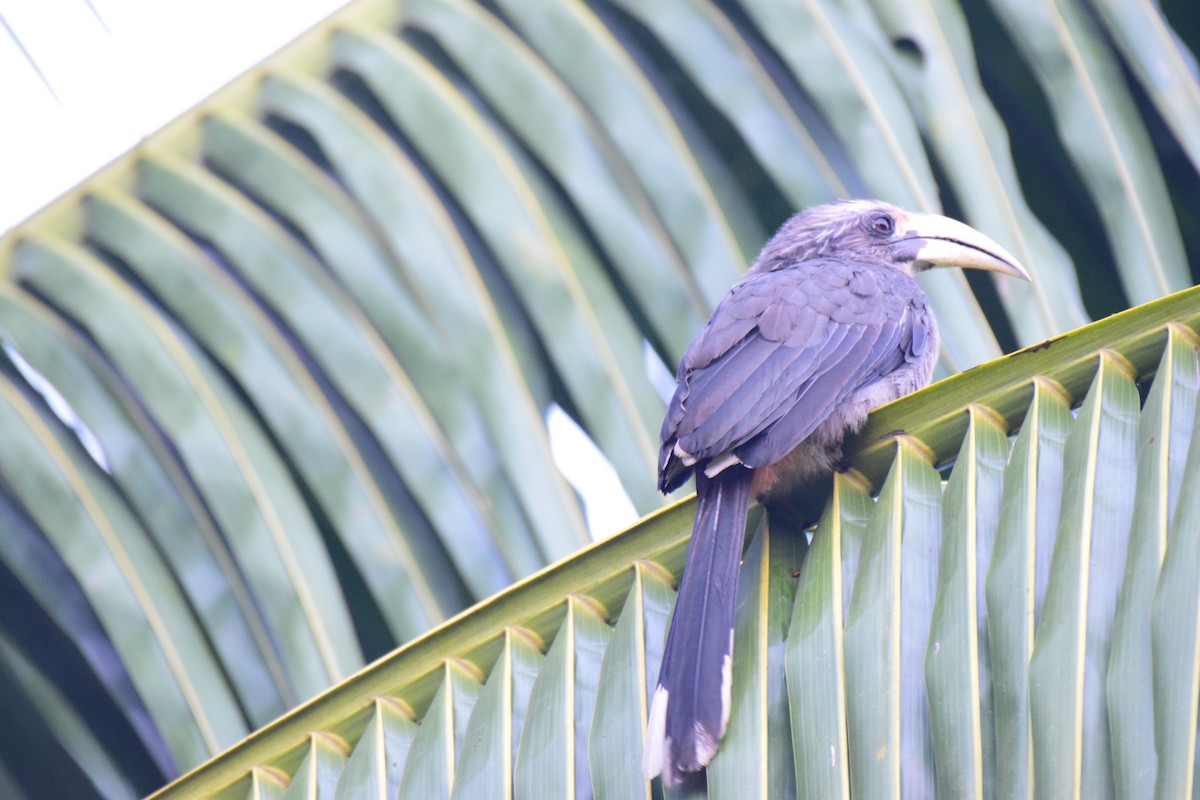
643;465;753;785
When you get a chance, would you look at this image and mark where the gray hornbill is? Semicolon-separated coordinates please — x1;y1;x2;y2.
642;200;1030;785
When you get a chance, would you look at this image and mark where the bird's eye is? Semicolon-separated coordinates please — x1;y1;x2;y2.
869;214;895;236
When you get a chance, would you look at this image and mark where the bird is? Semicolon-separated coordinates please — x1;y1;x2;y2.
642;199;1030;785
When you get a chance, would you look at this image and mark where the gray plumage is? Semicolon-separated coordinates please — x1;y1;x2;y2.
643;200;1029;786
660;257;935;490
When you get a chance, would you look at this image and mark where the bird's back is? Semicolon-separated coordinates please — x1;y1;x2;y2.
659;257;936;494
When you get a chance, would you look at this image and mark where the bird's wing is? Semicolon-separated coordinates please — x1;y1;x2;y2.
659;259;929;492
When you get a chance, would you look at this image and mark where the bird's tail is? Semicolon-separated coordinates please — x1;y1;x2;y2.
643;465;753;786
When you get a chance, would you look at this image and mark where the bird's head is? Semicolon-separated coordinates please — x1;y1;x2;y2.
753;199;1031;281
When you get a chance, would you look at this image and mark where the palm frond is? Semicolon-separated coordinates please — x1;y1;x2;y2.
148;287;1200;797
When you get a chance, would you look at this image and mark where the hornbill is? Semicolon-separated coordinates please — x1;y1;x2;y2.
642;200;1030;785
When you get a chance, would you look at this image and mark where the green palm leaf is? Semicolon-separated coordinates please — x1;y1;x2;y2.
143;287;1200;798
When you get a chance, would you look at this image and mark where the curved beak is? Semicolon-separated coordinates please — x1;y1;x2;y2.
902;212;1031;281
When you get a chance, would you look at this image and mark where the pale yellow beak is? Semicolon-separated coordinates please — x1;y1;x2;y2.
902;212;1031;281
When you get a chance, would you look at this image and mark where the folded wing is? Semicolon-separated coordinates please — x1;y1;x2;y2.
659;259;928;492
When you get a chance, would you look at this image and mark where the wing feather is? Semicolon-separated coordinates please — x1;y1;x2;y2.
678;325;859;459
659;260;926;490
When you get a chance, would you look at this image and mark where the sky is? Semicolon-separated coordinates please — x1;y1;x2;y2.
0;0;640;537
0;0;351;234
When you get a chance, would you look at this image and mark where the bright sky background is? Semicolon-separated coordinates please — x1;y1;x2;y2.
0;0;640;537
0;0;350;234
